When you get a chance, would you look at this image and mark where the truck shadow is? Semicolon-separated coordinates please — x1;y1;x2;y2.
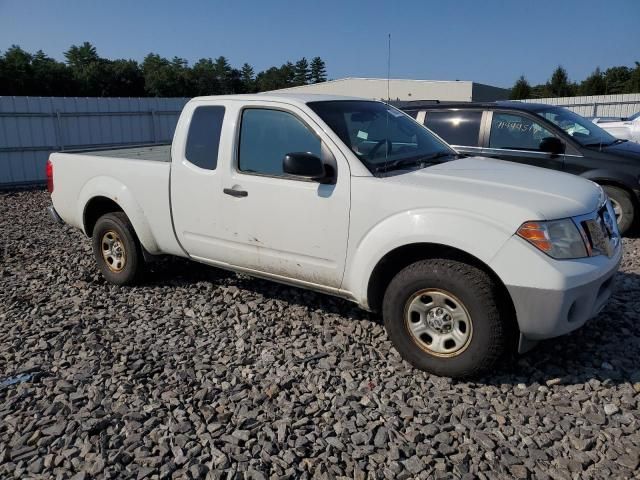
145;257;639;386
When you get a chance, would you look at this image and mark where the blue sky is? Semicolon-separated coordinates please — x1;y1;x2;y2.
1;0;638;88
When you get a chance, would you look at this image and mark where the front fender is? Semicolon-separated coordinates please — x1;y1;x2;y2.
77;176;160;254
580;169;638;190
343;208;514;308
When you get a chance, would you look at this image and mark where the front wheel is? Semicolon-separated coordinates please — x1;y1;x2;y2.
602;185;635;235
382;259;508;378
92;212;143;285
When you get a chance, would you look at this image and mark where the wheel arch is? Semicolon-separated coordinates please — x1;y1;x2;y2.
83;196;124;237
365;242;516;320
78;177;160;253
580;170;638;201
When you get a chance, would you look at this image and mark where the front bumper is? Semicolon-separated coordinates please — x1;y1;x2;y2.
490;235;622;348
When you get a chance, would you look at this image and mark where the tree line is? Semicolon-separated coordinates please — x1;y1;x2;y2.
0;42;328;97
510;64;640;100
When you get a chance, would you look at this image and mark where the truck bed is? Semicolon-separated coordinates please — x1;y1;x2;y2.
71;144;171;162
49;146;184;257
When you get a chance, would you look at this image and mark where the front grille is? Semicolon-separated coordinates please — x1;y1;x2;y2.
580;203;620;258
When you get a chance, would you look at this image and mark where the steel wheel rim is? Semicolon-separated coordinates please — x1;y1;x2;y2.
609;198;622;222
101;230;126;272
404;289;473;357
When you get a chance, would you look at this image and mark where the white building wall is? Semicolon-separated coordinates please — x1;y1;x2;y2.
274;78;478;102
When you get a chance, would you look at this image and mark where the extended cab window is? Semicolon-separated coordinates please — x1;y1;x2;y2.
238;109;321;176
424;111;482;146
185;106;225;170
489;112;556;151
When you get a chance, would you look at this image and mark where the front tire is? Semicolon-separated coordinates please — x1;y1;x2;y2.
382;259;507;378
603;185;635;235
92;212;143;285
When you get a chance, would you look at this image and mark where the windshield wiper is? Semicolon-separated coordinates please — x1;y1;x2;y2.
583;138;627;148
372;152;458;173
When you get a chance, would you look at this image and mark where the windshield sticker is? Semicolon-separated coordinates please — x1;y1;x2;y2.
357;130;369;140
387;109;403;118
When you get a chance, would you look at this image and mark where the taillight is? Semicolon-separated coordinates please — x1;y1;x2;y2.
46;158;54;193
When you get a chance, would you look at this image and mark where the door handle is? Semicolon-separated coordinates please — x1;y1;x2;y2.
223;188;248;198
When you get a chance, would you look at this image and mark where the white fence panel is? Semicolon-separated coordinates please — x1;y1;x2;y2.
0;96;190;187
521;93;640;118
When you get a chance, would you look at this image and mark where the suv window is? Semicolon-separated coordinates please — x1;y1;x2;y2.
185;106;225;170
238;109;321;176
424;110;482;146
489;112;556;151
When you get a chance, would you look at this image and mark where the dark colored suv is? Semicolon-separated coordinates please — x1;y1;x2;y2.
402;101;640;234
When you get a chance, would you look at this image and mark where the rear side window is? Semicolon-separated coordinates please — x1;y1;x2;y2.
185;106;225;170
238;109;321;177
424;111;483;146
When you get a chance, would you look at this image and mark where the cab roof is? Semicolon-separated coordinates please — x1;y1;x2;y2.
400;100;559;112
190;93;372;107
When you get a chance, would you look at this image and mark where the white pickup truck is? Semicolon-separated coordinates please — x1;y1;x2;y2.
48;94;622;378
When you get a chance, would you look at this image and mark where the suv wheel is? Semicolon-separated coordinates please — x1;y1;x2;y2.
603;185;635;235
382;258;508;378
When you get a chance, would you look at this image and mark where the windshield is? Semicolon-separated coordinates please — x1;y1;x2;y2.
628;111;640;121
307;100;456;173
535;107;617;147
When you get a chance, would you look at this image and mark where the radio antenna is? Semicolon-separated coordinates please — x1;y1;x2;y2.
387;33;391;103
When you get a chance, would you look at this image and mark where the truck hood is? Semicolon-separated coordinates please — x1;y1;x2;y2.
386;156;601;228
599;139;640;161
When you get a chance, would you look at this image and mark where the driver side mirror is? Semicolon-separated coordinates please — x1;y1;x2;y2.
283;152;329;182
539;137;565;156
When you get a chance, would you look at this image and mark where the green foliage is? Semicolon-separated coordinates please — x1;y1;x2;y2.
545;66;576;97
509;75;531;100
0;43;329;97
602;66;630;94
516;63;640;99
240;63;255;93
310;57;327;84
294;57;310;86
627;62;640;94
579;67;606;96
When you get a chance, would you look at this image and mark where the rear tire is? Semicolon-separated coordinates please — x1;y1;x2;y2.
603;185;635;235
92;212;143;285
382;259;507;378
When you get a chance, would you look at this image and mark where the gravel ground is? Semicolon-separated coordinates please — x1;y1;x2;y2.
1;189;640;480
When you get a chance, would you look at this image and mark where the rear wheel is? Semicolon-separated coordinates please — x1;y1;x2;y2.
382;258;507;378
603;185;635;235
92;212;143;285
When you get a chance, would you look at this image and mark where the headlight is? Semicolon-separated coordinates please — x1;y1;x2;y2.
517;219;588;259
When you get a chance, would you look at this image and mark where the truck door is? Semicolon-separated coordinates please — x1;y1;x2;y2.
170;101;242;265
213;102;351;289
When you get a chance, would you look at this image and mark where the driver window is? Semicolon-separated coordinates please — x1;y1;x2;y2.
238;109;321;176
489;113;556;151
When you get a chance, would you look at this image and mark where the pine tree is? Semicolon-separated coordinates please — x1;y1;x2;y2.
310;57;327;83
579;67;606;96
293;57;310;86
214;56;232;93
546;66;574;97
240;63;255;93
509;75;532;100
626;62;640;94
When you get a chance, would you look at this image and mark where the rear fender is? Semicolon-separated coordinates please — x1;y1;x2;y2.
77;176;160;253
